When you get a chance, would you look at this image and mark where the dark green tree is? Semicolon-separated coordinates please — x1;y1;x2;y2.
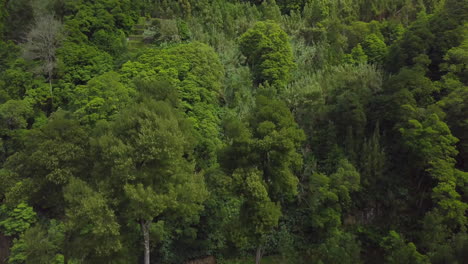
70;71;135;125
63;177;121;262
2;111;90;211
380;231;430;264
120;42;224;169
362;33;387;64
239;21;296;88
98;99;207;264
221;94;304;263
8;220;64;264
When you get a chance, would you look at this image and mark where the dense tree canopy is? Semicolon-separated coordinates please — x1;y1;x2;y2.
0;0;466;263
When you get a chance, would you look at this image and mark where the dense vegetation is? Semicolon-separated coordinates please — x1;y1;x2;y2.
0;0;467;263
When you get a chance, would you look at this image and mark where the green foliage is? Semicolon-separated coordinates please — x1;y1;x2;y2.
62;0;137;38
91;29;127;56
344;44;368;64
441;37;468;85
3;0;34;41
0;100;33;131
310;231;362;264
0;0;467;263
303;0;330;26
222;95;305;201
0;203;36;236
261;0;282;22
57;42;113;87
380;231;430;264
437;85;468;170
0;41;39;103
121;42;224;169
399;111;458;166
221;94;304;261
399;106;467;259
0;99;33;160
307;159;360;232
390;62;437;108
63;177;121;259
234;168;281;242
285;63;382;177
421;212;468;263
3;111;89;209
70;71;135;125
239;21;296;88
362;33;387;64
386;12;434;72
360;126;386;191
303;160;362;263
8;220;64;264
96;98;208;261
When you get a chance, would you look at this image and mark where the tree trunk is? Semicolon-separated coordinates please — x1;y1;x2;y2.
141;220;151;264
0;234;11;264
255;245;263;264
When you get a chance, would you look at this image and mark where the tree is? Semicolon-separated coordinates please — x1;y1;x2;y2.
120;42;224;170
8;220;64;264
62;0;137;39
344;44;368;65
56;41;113;87
386;12;434;73
3;111;90;211
23;15;63;101
362;33;387;64
0;99;33;162
99;99;207;264
0;100;33;131
302;0;330;27
239;21;296;88
441;37;468;85
0;41;39;103
380;231;430;264
222;94;305;200
0;203;36;236
63;177;121;262
437;86;468;170
3;0;34;41
70;71;135;125
221;94;304;263
399;108;468;261
233;168;281;264
91;29;127;56
304;159;361;263
261;0;281;22
387;57;437;108
306;160;360;233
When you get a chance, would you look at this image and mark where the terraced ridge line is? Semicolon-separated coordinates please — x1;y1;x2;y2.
127;17;156;51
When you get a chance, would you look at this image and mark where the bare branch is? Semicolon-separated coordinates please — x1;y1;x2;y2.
22;14;63;82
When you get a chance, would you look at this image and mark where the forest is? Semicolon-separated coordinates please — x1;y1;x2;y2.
0;0;467;263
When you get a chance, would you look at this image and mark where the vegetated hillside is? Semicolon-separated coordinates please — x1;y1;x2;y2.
0;0;467;263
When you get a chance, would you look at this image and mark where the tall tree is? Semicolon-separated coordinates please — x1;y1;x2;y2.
239;21;296;88
63;177;121;262
70;71;135;125
362;33;388;64
221;94;304;263
99;99;207;264
2;111;90;211
120;42;224;170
